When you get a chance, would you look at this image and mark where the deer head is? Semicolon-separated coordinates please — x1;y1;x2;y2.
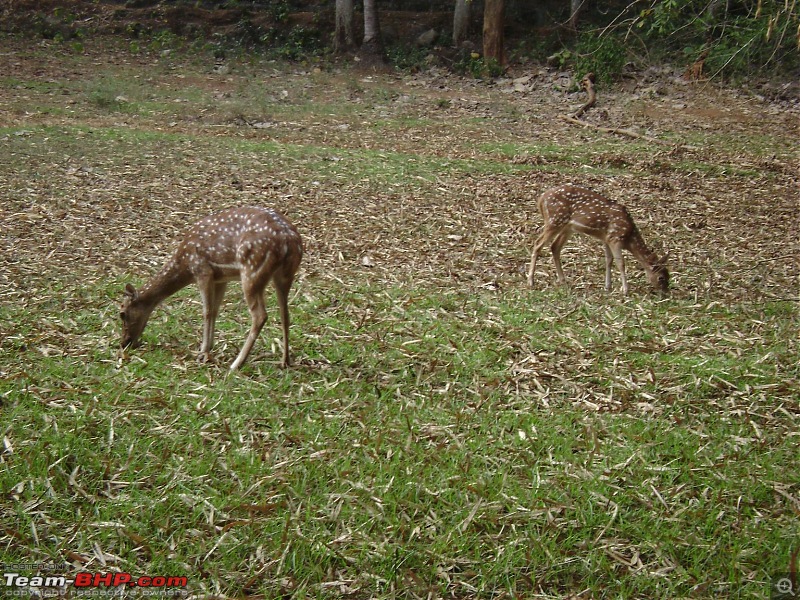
120;283;150;349
646;253;670;296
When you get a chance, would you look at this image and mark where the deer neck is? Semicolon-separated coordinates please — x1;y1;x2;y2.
138;260;194;308
626;230;659;273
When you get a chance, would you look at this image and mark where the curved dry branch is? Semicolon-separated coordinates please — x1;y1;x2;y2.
572;72;597;118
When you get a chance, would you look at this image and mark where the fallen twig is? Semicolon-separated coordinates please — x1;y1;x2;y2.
558;115;699;151
561;71;698;151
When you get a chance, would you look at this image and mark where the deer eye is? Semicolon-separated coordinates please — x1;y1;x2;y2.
120;311;126;321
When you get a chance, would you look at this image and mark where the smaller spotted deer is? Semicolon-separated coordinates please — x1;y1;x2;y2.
120;207;303;370
527;185;669;295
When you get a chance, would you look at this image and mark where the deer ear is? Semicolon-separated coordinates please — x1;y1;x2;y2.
659;251;670;265
124;283;138;299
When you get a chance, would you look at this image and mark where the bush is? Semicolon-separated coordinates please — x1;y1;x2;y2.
452;51;505;79
385;44;432;72
260;25;325;60
573;31;628;84
635;0;800;77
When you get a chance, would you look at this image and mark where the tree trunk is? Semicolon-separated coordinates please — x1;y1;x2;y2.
453;0;471;47
568;0;584;30
334;0;356;54
482;0;506;65
358;0;385;65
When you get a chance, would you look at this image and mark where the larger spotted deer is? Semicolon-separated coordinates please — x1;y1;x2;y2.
527;185;669;295
120;207;302;370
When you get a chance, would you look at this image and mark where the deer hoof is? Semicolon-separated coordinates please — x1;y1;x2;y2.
197;351;213;364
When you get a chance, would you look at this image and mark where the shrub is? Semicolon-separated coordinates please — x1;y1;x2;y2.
258;25;324;60
635;0;800;77
385;44;432;72
453;51;505;79
574;31;628;84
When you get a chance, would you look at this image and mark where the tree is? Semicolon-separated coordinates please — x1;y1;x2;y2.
358;0;385;64
569;0;585;30
334;0;356;54
453;0;471;47
482;0;506;65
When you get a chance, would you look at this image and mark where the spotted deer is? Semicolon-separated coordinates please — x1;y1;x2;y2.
120;207;303;370
527;185;669;295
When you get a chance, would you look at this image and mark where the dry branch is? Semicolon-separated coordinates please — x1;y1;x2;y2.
561;71;698;150
558;115;683;148
572;72;597;118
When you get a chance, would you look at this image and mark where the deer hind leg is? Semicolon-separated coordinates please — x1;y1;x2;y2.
272;244;302;368
230;277;268;371
272;271;294;368
229;245;285;371
528;226;564;287
550;230;572;286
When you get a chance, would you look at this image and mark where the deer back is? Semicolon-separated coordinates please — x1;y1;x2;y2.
540;185;637;243
174;207;302;277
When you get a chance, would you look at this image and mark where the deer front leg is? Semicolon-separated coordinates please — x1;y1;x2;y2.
198;278;227;363
603;244;614;291
609;243;629;295
207;282;228;351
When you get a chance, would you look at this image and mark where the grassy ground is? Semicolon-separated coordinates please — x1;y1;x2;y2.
1;36;798;599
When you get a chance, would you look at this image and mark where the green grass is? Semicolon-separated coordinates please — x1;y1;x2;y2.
3;124;532;189
2;283;797;597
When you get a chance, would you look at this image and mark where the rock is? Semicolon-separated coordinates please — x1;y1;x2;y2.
415;29;438;48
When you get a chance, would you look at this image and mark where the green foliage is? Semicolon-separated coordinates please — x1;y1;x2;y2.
267;0;291;24
549;47;574;71
634;0;800;76
148;29;183;52
260;25;324;60
639;0;685;36
453;51;505;79
31;7;86;42
483;57;505;78
385;43;432;72
574;31;628;84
